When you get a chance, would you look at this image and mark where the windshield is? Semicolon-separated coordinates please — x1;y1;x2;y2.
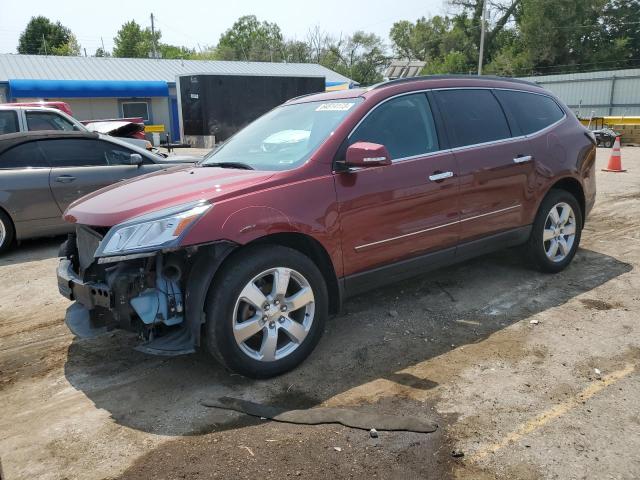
201;98;363;171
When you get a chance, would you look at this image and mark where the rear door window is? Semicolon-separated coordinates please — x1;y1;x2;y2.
350;93;439;160
495;90;565;135
0;111;19;134
0;142;49;169
434;89;511;148
26;111;77;132
39;139;109;167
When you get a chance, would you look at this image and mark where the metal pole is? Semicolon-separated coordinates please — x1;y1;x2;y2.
42;34;48;55
150;13;158;58
608;75;617;115
478;0;488;75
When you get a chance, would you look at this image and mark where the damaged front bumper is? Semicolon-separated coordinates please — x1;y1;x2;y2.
56;228;234;356
58;258;112;310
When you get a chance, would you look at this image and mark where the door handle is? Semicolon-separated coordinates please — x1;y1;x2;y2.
428;171;454;182
56;175;76;183
513;155;533;164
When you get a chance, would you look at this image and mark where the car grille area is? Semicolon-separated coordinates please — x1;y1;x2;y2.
76;226;103;272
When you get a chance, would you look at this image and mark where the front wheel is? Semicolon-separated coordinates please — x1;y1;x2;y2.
205;245;328;378
525;189;582;273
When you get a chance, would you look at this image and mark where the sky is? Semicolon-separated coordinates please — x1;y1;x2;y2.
0;0;446;55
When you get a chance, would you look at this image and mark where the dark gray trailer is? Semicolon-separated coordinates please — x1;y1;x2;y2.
176;73;326;148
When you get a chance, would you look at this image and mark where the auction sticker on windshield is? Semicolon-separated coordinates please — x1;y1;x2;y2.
315;103;355;112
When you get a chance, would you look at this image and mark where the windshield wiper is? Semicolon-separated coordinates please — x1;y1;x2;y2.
201;161;254;170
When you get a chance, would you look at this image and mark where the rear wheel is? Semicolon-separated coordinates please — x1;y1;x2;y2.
205;245;327;378
603;137;614;148
525;189;582;273
0;210;15;254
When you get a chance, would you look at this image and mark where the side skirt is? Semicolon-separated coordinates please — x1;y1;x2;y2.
343;225;532;298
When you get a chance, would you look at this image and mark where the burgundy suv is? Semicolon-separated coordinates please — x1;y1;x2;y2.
57;76;596;378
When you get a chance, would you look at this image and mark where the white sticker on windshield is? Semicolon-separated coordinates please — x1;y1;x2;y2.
315;102;355;112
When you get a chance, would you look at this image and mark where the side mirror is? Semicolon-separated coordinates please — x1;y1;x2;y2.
126;153;144;166
345;142;392;168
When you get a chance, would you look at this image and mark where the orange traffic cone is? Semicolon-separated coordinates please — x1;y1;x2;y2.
602;136;626;172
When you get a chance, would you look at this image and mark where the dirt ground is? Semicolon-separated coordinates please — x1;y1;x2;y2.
1;148;639;480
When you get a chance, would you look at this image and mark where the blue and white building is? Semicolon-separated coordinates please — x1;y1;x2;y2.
0;54;355;142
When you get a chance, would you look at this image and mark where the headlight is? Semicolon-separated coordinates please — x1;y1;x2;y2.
95;201;211;257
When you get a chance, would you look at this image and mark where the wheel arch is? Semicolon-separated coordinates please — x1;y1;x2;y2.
545;177;586;226
233;232;343;316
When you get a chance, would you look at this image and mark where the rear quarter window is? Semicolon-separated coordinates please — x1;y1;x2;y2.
495;90;565;135
434;89;511;148
0;142;49;169
26;111;77;132
0;111;19;135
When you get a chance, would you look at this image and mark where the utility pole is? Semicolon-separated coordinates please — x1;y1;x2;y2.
42;34;48;55
477;0;488;75
101;37;106;53
150;13;158;58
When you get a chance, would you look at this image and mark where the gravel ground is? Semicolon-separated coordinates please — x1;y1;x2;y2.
1;148;639;480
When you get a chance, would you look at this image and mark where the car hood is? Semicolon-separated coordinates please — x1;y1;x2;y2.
65;165;276;227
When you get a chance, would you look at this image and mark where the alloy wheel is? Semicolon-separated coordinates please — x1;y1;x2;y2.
543;202;576;263
232;267;315;362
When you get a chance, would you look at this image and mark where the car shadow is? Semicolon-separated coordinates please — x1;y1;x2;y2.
63;247;632;436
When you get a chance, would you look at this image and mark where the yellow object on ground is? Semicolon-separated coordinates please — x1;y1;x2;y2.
144;124;165;133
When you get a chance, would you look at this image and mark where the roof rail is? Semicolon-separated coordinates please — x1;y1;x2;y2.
286;91;324;102
372;74;539;89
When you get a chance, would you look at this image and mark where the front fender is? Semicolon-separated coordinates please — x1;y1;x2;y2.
220;206;293;243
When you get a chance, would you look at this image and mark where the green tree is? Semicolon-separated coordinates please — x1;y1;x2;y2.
190;46;218;60
94;47;111;57
424;51;472;74
113;20;147;57
448;0;522;61
159;44;196;59
602;0;640;61
516;0;607;72
215;15;285;61
283;40;311;63
390;16;452;62
329;32;389;85
17;16;80;56
113;20;193;59
390;0;639;77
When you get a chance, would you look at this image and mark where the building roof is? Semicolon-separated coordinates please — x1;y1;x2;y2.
385;59;427;80
0;54;355;85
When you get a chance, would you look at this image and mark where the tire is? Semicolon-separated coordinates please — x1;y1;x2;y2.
0;210;15;254
205;244;328;378
525;189;582;273
603;138;613;148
